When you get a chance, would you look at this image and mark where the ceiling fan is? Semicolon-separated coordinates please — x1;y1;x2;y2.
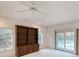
19;1;48;15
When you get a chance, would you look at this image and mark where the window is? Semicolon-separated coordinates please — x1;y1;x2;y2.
0;29;13;51
38;32;44;44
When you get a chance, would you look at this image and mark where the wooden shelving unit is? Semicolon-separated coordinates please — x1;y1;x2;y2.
15;25;39;57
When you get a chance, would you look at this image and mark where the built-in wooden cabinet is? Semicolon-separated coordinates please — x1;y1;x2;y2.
15;25;39;57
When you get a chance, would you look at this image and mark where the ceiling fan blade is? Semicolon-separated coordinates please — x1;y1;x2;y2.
36;9;48;15
18;9;31;12
30;1;36;5
21;1;31;8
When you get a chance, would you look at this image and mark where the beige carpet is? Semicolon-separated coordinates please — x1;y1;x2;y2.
23;49;79;57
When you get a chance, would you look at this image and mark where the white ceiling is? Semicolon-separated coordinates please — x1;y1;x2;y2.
0;1;79;26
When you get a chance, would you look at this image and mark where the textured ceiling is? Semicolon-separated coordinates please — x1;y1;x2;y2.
0;1;79;26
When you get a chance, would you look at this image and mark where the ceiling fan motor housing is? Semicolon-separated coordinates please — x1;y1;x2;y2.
31;7;37;11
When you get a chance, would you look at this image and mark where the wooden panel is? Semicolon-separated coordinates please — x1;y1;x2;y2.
16;44;39;57
16;45;29;56
28;44;39;53
28;28;38;44
16;25;28;46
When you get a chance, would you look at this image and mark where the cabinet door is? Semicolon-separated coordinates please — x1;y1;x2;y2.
16;45;29;56
16;26;28;46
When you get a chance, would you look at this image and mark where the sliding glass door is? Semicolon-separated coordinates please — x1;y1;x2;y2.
56;30;76;53
65;32;75;52
56;33;65;50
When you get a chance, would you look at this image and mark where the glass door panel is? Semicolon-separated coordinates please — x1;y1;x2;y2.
65;32;75;51
56;33;65;49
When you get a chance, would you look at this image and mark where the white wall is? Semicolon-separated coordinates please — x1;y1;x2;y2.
0;17;48;57
47;20;79;54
